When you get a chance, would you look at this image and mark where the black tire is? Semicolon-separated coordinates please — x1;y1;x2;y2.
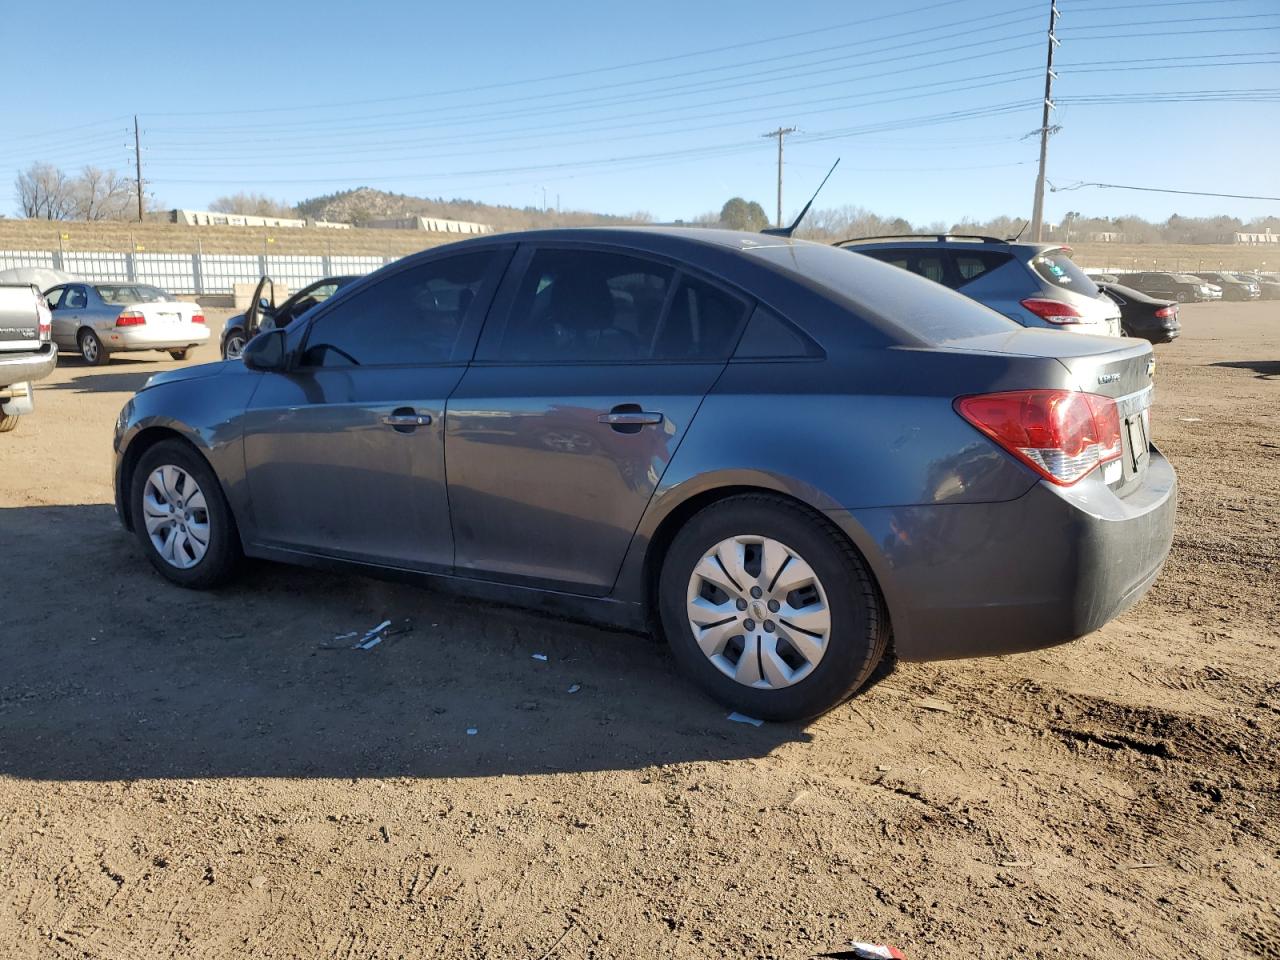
657;494;888;721
223;333;246;360
0;412;18;433
169;348;190;361
130;439;241;588
78;329;107;365
1176;291;1188;303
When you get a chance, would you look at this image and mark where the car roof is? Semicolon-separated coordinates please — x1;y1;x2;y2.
834;235;1061;257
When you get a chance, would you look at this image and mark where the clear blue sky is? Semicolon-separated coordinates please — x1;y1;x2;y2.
2;0;1277;224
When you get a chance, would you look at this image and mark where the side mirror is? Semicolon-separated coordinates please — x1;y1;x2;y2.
258;297;272;310
242;328;287;371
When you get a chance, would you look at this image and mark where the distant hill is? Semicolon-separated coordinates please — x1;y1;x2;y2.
294;187;652;231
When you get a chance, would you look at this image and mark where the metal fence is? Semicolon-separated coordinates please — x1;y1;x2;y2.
0;249;396;295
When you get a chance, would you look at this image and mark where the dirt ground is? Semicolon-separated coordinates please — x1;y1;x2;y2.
0;303;1276;959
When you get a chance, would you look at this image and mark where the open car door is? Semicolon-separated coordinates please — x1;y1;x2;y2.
244;276;276;340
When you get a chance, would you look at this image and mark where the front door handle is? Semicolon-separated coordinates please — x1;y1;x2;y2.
382;408;432;432
597;411;663;426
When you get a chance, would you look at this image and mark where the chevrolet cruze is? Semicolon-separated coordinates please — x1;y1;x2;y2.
113;229;1176;720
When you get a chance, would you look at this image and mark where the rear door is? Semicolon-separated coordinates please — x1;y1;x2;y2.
241;248;510;570
446;244;749;594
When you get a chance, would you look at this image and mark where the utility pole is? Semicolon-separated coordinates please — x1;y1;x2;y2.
1029;0;1060;242
761;126;797;228
133;115;144;222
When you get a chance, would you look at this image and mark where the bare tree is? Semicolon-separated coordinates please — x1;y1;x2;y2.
15;162;75;220
209;192;297;218
73;166;136;220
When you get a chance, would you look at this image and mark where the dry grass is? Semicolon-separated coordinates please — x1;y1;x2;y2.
1;219;1276;273
1067;241;1277;273
0;219;450;257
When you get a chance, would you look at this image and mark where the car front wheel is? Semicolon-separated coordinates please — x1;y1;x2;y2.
223;333;246;360
658;494;888;721
130;439;241;588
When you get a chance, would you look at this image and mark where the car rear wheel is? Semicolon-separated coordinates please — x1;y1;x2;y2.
223;334;246;360
130;439;240;588
78;329;106;366
658;494;888;721
169;348;190;361
0;412;18;433
1176;291;1188;303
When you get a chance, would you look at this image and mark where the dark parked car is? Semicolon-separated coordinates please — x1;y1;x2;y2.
1191;272;1260;301
839;236;1122;336
113;229;1176;720
1097;282;1180;344
1116;272;1209;303
220;275;359;359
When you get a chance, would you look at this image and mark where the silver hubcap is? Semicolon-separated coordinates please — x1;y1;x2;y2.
142;465;210;569
226;336;245;359
686;535;831;690
81;336;98;362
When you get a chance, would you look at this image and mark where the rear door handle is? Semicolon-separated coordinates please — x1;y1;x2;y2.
382;409;432;432
597;411;663;426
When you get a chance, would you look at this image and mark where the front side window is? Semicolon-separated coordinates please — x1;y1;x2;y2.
44;286;65;309
300;252;497;367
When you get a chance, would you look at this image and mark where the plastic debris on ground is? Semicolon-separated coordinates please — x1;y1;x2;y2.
466;727;478;736
818;944;908;959
531;653;549;661
567;684;581;694
351;618;413;650
727;712;764;727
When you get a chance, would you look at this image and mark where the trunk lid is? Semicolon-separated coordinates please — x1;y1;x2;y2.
132;300;201;326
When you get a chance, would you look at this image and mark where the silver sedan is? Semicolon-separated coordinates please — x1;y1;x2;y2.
44;282;209;365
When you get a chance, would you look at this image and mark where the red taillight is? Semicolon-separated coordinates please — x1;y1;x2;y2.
1153;305;1176;319
955;389;1122;486
1020;298;1085;325
116;310;146;327
36;299;51;340
191;313;206;324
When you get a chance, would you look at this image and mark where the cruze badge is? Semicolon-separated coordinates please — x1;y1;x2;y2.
1098;372;1121;385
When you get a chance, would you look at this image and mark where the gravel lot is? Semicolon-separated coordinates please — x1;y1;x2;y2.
1;302;1276;959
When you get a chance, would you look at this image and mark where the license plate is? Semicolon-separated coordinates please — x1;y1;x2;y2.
156;312;179;323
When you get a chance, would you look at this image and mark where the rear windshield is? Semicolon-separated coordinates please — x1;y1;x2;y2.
747;241;1020;344
96;284;169;304
1030;250;1099;296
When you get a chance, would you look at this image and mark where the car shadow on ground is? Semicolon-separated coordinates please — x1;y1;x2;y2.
44;370;156;394
0;505;886;782
1211;359;1280;380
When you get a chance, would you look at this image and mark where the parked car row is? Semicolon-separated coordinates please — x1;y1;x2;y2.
112;227;1176;719
1089;270;1275;302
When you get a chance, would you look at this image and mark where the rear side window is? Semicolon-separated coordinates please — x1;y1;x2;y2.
300;251;498;367
1031;251;1098;295
952;251;1012;288
859;249;948;286
495;248;746;363
733;306;821;359
64;286;88;309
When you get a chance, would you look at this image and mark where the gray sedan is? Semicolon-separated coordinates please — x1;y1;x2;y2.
112;228;1176;720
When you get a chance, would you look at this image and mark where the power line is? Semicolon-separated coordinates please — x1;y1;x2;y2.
1051;181;1280;202
143;0;982;118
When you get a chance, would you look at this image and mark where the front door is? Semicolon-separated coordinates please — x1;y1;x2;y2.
447;245;749;594
241;249;508;570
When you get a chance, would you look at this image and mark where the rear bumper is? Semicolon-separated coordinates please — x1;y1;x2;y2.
0;343;58;388
831;446;1177;661
104;326;211;352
